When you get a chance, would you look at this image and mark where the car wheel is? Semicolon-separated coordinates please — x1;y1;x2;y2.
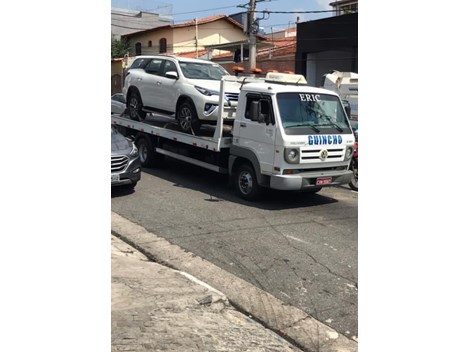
235;163;260;200
136;137;157;167
177;101;201;134
127;91;146;122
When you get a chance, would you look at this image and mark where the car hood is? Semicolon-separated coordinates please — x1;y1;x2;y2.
111;128;133;155
187;79;241;94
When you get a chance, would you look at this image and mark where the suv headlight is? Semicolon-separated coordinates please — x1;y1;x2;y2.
130;144;138;157
284;148;300;164
195;86;219;96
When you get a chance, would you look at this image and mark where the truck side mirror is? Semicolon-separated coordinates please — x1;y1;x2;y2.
342;100;351;119
250;101;260;121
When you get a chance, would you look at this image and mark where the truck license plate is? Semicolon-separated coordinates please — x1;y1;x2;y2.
316;177;332;185
111;174;120;182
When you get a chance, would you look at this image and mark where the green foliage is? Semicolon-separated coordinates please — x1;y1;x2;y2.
111;36;129;58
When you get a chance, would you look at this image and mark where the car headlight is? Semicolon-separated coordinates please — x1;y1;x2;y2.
130;144;138;157
284;148;300;164
195;86;219;96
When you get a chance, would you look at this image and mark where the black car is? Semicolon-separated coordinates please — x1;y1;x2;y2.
111;126;141;189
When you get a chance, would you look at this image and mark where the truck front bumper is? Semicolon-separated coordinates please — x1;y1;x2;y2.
270;169;353;191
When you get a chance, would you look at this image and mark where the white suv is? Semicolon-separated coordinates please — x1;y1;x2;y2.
123;55;241;133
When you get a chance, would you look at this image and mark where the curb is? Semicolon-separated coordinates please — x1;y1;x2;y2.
111;211;358;352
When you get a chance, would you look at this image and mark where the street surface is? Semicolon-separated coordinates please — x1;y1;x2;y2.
112;157;358;339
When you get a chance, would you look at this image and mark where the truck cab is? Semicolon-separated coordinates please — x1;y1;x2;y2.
228;73;355;199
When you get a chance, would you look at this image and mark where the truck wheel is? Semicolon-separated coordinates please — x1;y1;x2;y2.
127;91;147;122
136;137;156;167
177;101;201;134
235;164;260;200
349;160;358;191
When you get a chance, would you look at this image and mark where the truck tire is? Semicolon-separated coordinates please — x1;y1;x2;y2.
127;91;147;122
349;159;358;191
235;163;261;200
177;101;201;134
136;137;157;167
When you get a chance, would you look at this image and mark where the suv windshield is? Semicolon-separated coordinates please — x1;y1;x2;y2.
277;92;352;135
179;62;229;80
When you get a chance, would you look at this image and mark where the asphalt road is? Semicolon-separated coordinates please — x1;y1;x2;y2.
111;158;358;339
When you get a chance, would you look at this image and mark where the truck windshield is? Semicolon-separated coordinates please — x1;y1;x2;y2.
277;92;351;134
179;62;229;80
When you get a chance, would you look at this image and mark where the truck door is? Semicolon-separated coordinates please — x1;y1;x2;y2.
236;93;276;174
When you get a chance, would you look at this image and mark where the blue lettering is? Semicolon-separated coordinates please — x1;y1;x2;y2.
328;135;332;144
322;136;327;144
314;136;320;144
308;135;313;145
338;136;342;144
333;135;338;144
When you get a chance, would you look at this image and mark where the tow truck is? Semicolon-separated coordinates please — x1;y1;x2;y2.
111;72;355;199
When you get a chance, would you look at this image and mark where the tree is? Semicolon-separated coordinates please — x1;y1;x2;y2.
111;35;128;58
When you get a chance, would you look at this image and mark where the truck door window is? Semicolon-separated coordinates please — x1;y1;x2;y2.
245;94;274;124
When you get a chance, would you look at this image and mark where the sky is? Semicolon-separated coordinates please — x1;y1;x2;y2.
111;0;334;32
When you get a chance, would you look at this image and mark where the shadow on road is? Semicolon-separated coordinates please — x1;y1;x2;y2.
140;157;339;210
111;186;136;198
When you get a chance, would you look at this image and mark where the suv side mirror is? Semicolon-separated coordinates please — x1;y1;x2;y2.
165;71;178;80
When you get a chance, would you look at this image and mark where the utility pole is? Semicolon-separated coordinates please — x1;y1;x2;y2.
248;0;257;69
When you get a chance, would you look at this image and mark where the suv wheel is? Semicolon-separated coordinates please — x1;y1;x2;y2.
127;91;147;122
177;101;201;134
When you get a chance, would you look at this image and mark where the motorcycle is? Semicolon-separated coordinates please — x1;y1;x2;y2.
349;131;358;191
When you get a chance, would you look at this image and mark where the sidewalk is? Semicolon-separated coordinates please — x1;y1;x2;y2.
111;235;302;351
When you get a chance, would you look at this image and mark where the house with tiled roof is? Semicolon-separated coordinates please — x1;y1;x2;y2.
122;14;261;58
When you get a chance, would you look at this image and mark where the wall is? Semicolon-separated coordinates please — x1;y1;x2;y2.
111;59;124;94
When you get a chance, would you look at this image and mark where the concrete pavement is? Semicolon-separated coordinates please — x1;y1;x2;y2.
112;211;358;352
112;235;302;351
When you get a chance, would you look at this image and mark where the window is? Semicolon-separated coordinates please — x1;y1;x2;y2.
135;42;142;56
162;60;177;75
244;94;273;124
145;59;163;74
159;38;167;53
148;40;153;47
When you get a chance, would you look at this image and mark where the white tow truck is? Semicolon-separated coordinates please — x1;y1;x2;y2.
322;71;358;130
111;72;355;200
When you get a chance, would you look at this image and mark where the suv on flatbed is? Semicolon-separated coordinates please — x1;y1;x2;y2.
123;55;241;133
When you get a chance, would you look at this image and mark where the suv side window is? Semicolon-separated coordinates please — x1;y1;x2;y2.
162;60;178;75
145;59;163;75
129;58;150;69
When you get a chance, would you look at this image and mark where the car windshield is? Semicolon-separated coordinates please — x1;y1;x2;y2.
276;92;352;134
179;62;229;80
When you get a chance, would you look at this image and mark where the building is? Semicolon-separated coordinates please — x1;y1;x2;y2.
329;0;358;16
111;7;170;39
122;15;253;58
295;12;358;87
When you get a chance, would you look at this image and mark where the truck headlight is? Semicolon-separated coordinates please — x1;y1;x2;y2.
284;148;300;164
344;146;354;160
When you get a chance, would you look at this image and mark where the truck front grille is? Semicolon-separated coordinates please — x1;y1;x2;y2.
111;155;129;172
300;148;344;162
